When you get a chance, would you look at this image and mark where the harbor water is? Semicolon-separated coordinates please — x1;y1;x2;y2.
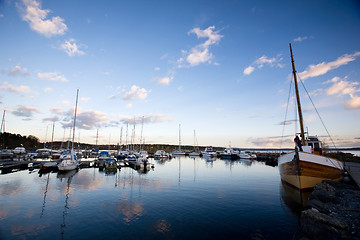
0;157;303;240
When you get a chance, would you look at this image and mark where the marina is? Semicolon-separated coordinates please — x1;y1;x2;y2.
0;155;300;240
1;1;360;239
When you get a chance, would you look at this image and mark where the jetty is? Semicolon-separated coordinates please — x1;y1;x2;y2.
344;162;360;188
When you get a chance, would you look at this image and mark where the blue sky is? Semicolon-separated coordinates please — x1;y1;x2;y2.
1;0;360;148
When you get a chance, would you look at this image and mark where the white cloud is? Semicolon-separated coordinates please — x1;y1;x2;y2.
126;103;132;108
19;0;67;38
62;100;70;105
154;67;160;71
326;78;358;96
5;65;31;76
37;72;68;82
250;136;292;148
43;116;59;122
60;39;85;57
243;66;255;75
325;76;360;110
179;26;223;67
345;94;360;109
118;113;169;125
293;36;308;42
44;87;53;93
299;51;360;80
122;85;151;101
80;97;90;102
49;107;64;115
0;82;30;93
76;110;108;130
243;55;282;75
12;105;41;117
155;76;172;85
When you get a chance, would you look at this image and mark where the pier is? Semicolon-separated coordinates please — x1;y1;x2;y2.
344;162;360;188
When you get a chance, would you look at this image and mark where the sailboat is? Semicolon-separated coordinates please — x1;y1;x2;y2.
172;124;185;156
189;130;201;156
58;89;80;171
277;44;343;191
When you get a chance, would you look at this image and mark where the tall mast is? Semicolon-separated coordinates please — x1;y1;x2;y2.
119;125;123;150
140;116;144;151
50;122;55;156
71;89;79;150
290;43;305;146
179;124;181;151
0;110;5;133
95;129;99;147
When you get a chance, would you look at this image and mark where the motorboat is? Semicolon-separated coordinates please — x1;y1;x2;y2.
202;146;217;158
220;146;239;160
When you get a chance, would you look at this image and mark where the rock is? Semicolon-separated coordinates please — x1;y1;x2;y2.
294;180;360;240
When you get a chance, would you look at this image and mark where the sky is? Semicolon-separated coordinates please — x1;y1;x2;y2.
0;0;360;149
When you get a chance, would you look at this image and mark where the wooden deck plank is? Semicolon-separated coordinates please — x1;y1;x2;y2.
345;162;360;188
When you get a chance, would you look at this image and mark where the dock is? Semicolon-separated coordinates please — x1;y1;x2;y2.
344;162;360;188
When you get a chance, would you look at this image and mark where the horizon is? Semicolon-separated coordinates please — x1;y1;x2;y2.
1;0;360;148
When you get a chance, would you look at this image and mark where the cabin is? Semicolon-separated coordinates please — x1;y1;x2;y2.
303;136;323;155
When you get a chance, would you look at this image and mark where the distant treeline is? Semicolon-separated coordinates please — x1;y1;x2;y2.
0;132;41;150
1;132;359;153
0;132;224;153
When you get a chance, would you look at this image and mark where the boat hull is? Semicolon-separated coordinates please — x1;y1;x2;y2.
278;151;343;191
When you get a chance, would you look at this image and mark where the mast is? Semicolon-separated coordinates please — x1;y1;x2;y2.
71;89;79;150
140;116;144;151
178;124;181;151
290;43;305;146
0;110;5;133
50;122;55;157
119;125;123;150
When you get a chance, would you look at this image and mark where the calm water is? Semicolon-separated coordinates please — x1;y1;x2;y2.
0;157;302;240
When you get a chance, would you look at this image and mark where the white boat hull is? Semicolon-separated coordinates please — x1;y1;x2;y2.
58;163;78;171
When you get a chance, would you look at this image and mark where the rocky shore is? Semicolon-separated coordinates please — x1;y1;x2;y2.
294;180;360;240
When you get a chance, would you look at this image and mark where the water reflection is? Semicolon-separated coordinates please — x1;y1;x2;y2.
280;182;311;216
57;170;77;240
40;173;50;218
0;157;300;240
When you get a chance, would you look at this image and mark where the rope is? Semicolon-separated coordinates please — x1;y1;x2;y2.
297;75;343;169
280;80;293;150
297;76;337;150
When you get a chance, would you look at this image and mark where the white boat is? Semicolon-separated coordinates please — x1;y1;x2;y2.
36;148;51;158
13;146;26;154
171;150;185;156
58;149;78;171
188;151;201;156
244;150;257;159
154;150;171;159
277;44;343;191
220;146;239;160
58;89;80;171
202;146;217;158
237;151;251;159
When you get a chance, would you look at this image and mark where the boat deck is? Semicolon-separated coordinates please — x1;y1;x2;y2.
345;162;360;188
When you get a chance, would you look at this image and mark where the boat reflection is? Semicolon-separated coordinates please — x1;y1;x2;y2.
239;159;253;167
40;173;50;218
57;169;77;240
280;182;311;216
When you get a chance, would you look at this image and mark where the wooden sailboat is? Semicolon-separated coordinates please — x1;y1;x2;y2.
278;44;343;191
58;89;80;171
